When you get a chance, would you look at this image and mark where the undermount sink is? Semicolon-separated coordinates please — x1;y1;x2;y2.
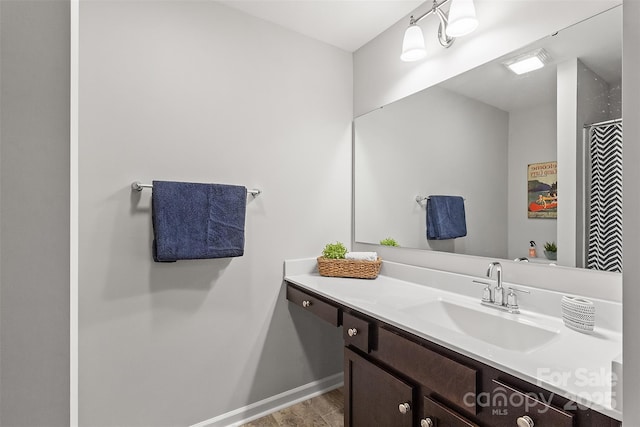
403;299;560;352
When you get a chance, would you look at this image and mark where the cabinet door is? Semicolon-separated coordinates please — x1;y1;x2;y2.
345;347;414;427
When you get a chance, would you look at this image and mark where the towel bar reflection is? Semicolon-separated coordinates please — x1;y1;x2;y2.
416;195;465;205
131;181;262;197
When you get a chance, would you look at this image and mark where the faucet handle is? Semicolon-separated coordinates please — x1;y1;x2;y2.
473;280;493;303
506;287;530;310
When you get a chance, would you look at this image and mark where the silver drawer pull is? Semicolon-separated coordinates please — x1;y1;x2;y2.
398;402;411;414
517;415;534;427
302;300;311;308
347;328;358;337
420;418;434;427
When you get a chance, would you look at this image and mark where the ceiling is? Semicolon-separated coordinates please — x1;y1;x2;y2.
218;0;424;52
218;1;622;112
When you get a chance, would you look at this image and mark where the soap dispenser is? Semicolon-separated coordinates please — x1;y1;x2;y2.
529;241;537;258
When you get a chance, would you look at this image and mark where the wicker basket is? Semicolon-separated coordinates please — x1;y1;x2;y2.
317;257;382;279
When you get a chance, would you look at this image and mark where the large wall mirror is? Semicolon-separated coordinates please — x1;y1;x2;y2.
354;6;622;271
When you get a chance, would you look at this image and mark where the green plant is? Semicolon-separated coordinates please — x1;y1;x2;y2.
322;242;347;259
380;237;399;247
544;241;557;253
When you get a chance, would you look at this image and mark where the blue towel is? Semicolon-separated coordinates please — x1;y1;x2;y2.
152;181;247;262
426;195;467;240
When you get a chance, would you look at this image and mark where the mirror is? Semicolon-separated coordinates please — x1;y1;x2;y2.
354;6;622;270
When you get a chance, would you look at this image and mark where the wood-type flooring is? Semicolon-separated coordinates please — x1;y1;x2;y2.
239;387;344;427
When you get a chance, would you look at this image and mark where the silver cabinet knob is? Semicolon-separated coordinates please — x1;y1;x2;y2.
398;402;411;414
347;328;358;337
302;300;311;308
420;418;434;427
517;415;534;427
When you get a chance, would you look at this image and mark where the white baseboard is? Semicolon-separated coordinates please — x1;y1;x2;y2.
190;373;344;427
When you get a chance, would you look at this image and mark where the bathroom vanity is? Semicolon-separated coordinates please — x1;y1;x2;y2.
285;259;622;427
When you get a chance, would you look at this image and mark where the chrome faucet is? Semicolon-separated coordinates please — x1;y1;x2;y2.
471;261;530;314
487;262;504;306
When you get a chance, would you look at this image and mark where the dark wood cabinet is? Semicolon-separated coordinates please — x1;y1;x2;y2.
286;282;622;427
422;396;479;427
342;311;372;353
345;348;414;427
487;380;573;427
373;327;478;416
286;284;340;326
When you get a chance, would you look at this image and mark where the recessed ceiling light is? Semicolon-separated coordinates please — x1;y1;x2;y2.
503;48;551;75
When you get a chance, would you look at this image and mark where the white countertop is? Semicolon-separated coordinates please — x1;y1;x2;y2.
284;258;622;421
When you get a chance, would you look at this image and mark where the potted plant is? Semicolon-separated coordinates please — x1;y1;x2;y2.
321;242;347;259
543;241;557;260
380;237;399;247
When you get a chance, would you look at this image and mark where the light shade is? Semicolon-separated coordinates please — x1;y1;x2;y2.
446;0;478;37
401;24;427;62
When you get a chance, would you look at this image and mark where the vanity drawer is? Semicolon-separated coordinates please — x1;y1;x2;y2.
286;284;340;326
373;327;478;414
490;379;573;427
422;396;479;427
343;312;372;353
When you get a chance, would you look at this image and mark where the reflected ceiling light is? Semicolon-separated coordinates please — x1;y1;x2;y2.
400;0;478;62
503;49;552;75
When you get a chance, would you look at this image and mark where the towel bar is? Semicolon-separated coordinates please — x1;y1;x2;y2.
416;195;465;205
131;181;261;197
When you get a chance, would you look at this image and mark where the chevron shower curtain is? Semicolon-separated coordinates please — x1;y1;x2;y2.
586;121;623;273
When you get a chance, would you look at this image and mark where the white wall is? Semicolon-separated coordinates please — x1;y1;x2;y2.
507;103;557;260
0;1;70;425
353;0;620;117
623;0;640;419
355;86;508;256
556;59;579;267
354;0;621;117
78;1;351;425
352;0;623;300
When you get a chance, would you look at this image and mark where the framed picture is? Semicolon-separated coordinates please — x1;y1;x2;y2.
528;161;557;219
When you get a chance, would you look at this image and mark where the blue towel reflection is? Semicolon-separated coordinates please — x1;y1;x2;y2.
426;195;467;240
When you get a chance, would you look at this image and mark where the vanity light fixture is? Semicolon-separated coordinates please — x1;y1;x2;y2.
503;48;552;75
400;0;479;62
446;0;479;37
